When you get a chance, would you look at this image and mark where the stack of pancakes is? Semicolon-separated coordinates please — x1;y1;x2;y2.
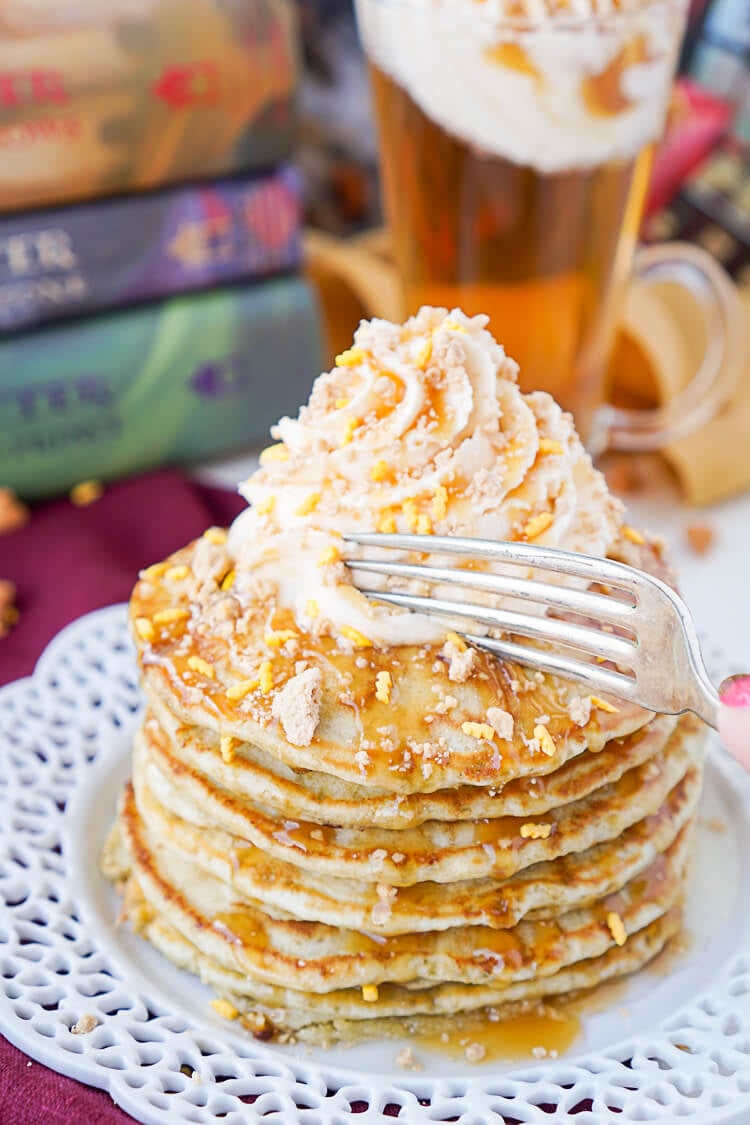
103;532;704;1045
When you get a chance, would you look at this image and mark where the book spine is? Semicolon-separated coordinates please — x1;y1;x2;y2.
0;276;323;500
0;0;298;213
0;167;302;331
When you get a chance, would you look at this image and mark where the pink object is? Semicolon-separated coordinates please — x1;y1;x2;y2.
645;78;732;218
719;676;750;772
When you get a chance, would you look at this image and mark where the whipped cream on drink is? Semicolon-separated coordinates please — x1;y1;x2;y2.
355;0;685;174
229;307;623;648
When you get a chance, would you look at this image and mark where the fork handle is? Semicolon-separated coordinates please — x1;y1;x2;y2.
719;676;750;771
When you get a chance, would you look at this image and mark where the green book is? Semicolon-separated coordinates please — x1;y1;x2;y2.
0;276;323;499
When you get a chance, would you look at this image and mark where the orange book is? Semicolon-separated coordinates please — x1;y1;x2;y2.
0;0;298;213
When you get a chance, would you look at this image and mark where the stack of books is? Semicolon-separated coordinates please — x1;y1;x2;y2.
0;0;323;499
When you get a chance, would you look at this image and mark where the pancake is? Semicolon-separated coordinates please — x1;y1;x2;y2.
150;692;679;828
134;904;682;1041
119;760;702;934
117;784;690;993
134;712;702;885
102;306;707;1048
134;545;653;794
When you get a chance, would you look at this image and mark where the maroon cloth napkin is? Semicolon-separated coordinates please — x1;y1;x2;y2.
0;468;244;689
0;469;244;1123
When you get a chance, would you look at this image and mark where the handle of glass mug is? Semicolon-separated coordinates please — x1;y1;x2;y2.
592;242;745;455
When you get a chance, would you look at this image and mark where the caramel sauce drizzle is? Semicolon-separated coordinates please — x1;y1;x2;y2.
582;36;651;118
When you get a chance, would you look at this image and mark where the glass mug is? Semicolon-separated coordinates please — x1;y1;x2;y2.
355;0;743;453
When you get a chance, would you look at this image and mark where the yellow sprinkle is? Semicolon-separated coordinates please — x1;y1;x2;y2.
539;438;564;455
187;655;215;680
375;671;392;703
265;629;298;648
203;527;227;545
432;484;448;521
259;443;289;464
534;723;557;756
623;525;646;546
153;608;190;625
306;599;320;619
295;492;321;517
317;546;340;567
444;318;467;333
607;911;627;947
340;416;361;446
462;721;495;741
70;479;104;507
220;735;237;764
134;617;155;642
403;499;419;531
370;460;390;482
130;903;155;933
416;513;432;535
590;695;620;714
335;397;350;409
141;561;169;581
361;984;379;1003
220;570;236;592
226;678;257;702
415;338;433;368
256;494;276;516
259;661;274;694
340;625;373;649
211;998;239;1020
165;565;189;582
335;347;367;367
378;513;397;534
524;512;554;540
520;822;552;839
445;631;467;652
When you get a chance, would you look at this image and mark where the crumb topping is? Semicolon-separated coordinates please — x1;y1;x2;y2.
487;706;514;740
567;696;592;727
271;668;322;747
533;723;556;756
462;721;496;742
211;998;240;1020
606;911;627;946
520;822;552;839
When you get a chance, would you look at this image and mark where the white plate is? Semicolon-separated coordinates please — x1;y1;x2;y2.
2;603;750;1125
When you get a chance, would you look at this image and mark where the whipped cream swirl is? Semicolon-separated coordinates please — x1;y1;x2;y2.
229;307;623;646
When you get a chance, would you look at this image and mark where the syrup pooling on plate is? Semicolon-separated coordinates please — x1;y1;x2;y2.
415;1002;582;1062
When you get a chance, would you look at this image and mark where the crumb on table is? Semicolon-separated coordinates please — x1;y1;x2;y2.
685;523;715;556
0;487;29;534
70;479;105;507
603;456;646;496
0;579;19;638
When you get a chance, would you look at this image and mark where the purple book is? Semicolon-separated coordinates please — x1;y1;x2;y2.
0;167;302;331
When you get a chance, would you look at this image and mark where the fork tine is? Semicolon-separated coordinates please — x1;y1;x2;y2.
464;633;638;702
344;532;641;594
347;559;636;625
358;589;636;664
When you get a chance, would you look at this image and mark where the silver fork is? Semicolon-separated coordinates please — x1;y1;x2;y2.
344;532;750;737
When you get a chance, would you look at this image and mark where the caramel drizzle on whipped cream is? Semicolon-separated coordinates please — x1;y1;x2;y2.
227;306;623;648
